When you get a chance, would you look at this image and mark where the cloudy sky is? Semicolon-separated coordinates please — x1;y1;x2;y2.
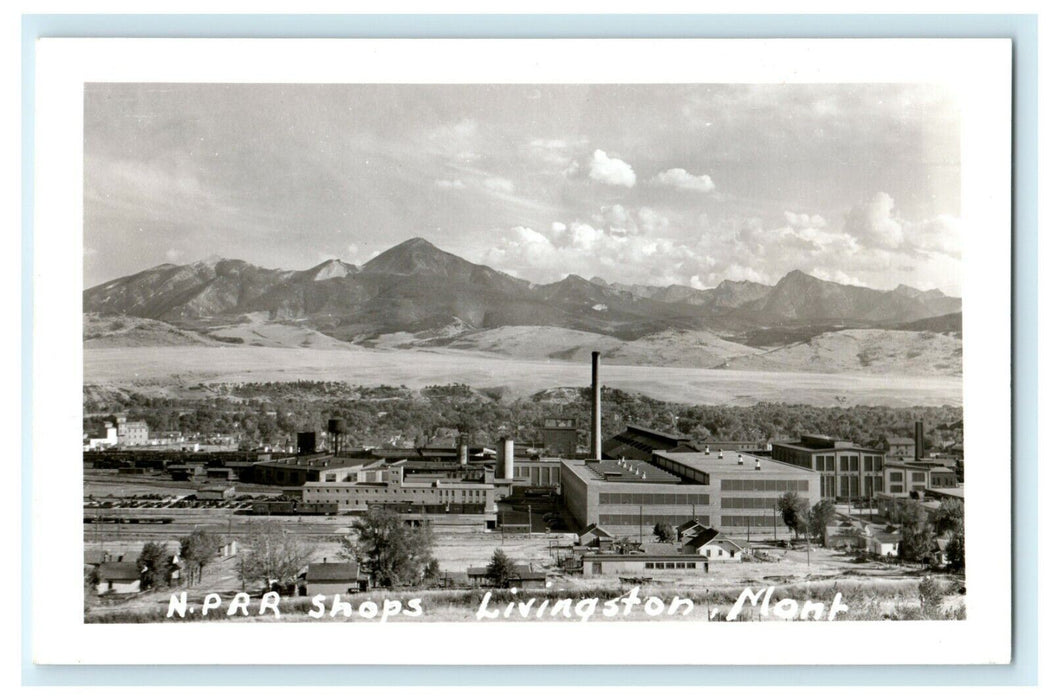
84;83;962;294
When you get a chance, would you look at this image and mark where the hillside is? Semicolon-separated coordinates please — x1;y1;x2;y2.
719;329;962;376
83;314;219;347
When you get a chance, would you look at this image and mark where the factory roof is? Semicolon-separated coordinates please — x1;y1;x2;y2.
303;562;366;583
771;435;882;452
887;437;915;445
561;459;681;484
255;456;383;470
653;450;816;477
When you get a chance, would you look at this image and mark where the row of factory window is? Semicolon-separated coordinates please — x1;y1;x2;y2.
814;455;885;472
719;479;811;493
598;492;710;506
644;562;699;569
306;488;488;502
599;514;710;526
722;515;782;527
887;472;927;483
720;497;781;510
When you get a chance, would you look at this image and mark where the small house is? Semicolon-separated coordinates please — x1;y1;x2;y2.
577;523;613;548
301;561;369;596
865;530;902;557
681;528;744;561
95;562;142;595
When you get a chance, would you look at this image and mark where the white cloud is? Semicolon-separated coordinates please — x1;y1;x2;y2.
651;168;716;193
588;149;636;187
434;178;466;190
845;192;905;249
908;214;963;257
784;211;827;229
483;177;515;194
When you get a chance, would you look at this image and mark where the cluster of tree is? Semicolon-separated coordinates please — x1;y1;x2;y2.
776;492;837;540
84;381;963;452
179;529;223;585
236;521;317;591
340;509;436;588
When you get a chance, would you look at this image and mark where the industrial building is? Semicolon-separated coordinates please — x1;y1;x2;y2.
601;424;699;462
560;449;818;536
301;462;498;528
883;460;959;496
250;455;384;486
770;434;886;501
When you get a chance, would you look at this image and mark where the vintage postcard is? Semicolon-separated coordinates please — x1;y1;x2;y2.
31;37;1012;665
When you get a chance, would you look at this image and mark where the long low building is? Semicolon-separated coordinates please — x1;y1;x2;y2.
250;455;384;486
560;450;819;536
301;463;498;529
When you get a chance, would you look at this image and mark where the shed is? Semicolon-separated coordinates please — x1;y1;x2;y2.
301;561;369;595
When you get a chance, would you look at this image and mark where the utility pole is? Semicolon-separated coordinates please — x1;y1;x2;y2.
773;504;778;544
527;505;532;535
639;504;643;543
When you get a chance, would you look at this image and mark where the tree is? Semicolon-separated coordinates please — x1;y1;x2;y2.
945;530;965;572
805;500;837;540
932;499;964;536
137;541;173;590
342;509;434;588
917;576;945;618
423;558;442;583
179;529;223;585
653;522;675;543
485;548;516;588
895;500;937;565
776;491;807;539
236;520;316;591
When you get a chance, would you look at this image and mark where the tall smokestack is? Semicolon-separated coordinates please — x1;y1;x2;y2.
500;437;515;480
591;351;602;460
457;434;469;466
914;420;925;460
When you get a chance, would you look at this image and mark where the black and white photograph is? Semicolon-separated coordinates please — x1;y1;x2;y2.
28;37;1015;667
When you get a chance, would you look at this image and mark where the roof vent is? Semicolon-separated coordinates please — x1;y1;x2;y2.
737;455;744;465
704;446;710;455
718;450;724;460
755;459;762;471
641;473;646;480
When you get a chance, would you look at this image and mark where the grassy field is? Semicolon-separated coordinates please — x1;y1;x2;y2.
84;345;961;407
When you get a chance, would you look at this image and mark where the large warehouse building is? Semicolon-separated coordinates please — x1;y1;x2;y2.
560;449;819;536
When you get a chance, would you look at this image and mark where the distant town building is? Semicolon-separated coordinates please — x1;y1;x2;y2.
113;414;149;446
300;561;369;596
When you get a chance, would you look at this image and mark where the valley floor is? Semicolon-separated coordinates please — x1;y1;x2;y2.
84;345;962;407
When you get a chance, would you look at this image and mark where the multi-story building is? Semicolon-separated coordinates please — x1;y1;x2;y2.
560;450;819;536
301;462;497;529
113;414;149;446
883;460;959;496
601;424;699;462
770;435;886;501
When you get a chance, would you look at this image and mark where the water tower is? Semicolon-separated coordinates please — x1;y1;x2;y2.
327;418;347;456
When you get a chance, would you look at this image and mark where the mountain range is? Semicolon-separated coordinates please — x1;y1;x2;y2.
84;237;961;344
